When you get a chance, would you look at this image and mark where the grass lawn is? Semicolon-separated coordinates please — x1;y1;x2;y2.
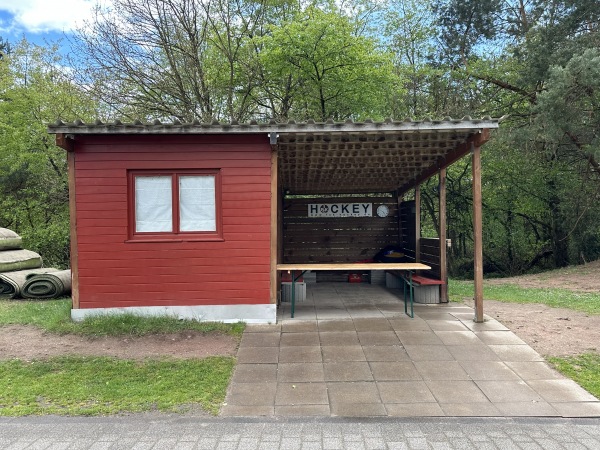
548;354;600;400
448;280;600;315
0;298;244;337
0;356;234;416
0;298;243;416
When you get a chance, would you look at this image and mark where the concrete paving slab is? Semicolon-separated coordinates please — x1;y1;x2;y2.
220;405;274;416
323;362;373;382
425;380;490;404
281;321;318;333
231;364;278;384
330;403;387;417
240;332;281;347
526;379;600;403
504;361;564;380
434;331;483;345
377;381;436;403
461;319;509;331
327;382;381;404
488;344;545;361
280;332;321;347
245;324;281;333
474;330;526;345
274;405;331;416
227;383;277;406
352;318;393;331
369;362;421;381
362;345;410;362
403;345;454;361
357;331;401;346
446;344;501;361
388;317;431;331
425;320;470;331
317;320;356;332
275;383;329;406
413;361;470;381
475;380;543;403
385;403;445;417
493;401;559;416
458;361;522;381
396;331;444;346
277;363;325;382
237;347;279;364
321;346;366;362
550;402;600;417
439;402;501;417
319;331;360;346
278;346;322;363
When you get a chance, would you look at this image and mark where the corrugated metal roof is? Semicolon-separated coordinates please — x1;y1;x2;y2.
49;117;502;195
48;116;501;134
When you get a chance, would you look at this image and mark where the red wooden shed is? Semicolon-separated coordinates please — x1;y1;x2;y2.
49;118;500;323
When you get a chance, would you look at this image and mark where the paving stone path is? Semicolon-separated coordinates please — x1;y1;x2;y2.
223;283;600;418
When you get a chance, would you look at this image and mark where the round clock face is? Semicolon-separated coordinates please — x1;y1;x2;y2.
376;205;389;218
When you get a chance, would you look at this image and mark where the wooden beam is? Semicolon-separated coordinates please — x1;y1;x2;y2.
415;185;421;263
472;144;484;322
67;151;80;309
396;191;404;244
270;148;279;305
439;168;448;303
56;133;74;152
397;129;491;195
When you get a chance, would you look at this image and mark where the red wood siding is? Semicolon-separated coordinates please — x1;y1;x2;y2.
72;135;272;309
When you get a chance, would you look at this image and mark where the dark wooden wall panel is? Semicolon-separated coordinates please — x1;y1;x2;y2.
283;196;398;263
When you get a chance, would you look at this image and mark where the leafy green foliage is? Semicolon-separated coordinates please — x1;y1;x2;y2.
258;4;396;121
0;40;97;268
0;356;235;416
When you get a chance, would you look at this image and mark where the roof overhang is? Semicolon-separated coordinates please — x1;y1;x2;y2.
49;117;502;195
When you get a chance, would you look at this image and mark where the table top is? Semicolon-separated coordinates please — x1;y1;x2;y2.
276;263;431;271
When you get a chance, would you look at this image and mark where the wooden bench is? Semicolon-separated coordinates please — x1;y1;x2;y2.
386;270;446;305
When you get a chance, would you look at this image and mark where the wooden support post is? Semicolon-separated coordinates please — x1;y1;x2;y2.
270;148;279;305
67;151;80;309
396;191;404;245
472;144;484;322
415;185;421;263
439;169;448;303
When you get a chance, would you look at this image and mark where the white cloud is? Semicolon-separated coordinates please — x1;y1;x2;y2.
0;0;99;33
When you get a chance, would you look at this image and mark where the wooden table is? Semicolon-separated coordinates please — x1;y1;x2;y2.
276;263;431;318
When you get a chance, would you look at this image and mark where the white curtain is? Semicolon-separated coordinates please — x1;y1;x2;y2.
135;176;173;232
179;175;216;231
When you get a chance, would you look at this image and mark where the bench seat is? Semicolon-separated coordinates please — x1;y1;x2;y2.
385;270;444;309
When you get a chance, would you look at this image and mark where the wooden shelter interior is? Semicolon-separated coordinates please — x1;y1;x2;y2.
269;118;500;322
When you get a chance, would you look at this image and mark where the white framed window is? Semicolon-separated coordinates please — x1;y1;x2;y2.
128;170;221;240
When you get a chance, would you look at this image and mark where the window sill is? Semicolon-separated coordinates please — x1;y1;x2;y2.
125;237;225;243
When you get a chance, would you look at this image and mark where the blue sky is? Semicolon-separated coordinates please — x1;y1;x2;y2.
0;0;98;48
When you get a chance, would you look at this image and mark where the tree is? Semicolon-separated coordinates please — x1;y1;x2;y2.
257;3;396;121
0;39;97;267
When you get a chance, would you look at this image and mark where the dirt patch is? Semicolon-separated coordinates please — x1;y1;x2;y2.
485;259;600;292
463;298;600;357
0;325;238;361
463;260;600;357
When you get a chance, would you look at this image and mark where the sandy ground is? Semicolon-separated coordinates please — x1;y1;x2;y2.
0;327;238;361
0;260;598;360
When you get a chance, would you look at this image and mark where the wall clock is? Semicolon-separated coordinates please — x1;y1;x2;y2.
376;205;389;218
